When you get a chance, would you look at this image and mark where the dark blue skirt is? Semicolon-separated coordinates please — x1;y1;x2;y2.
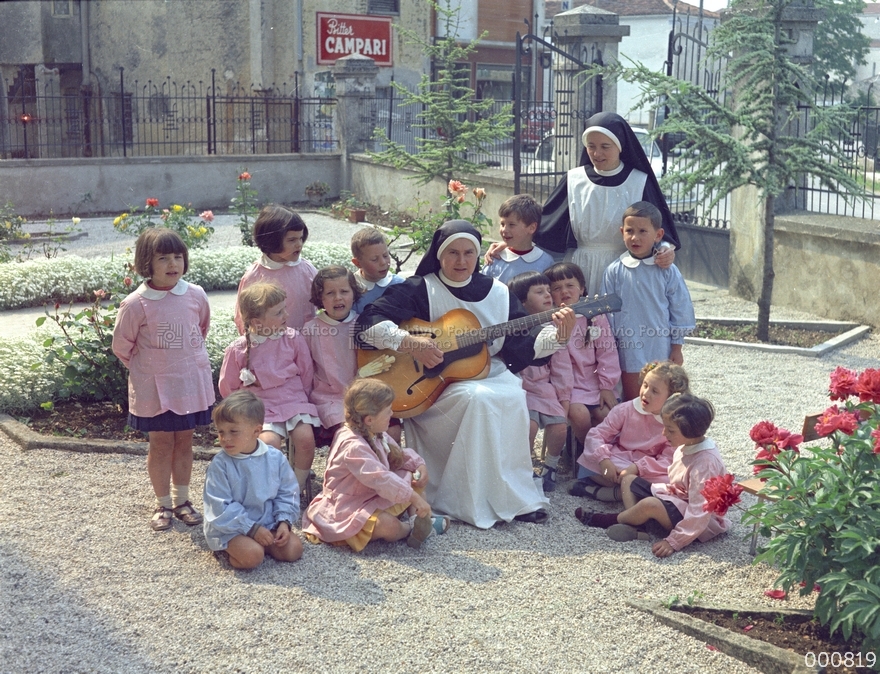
128;407;213;433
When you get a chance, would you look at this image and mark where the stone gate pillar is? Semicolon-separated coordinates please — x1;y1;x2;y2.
728;0;823;301
332;53;379;194
550;6;629;170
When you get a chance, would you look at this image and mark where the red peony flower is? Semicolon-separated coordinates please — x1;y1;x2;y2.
239;172;251;181
700;473;743;516
872;428;880;455
764;589;787;600
753;445;782;475
750;420;778;446
855;368;880;404
146;197;159;208
814;405;861;437
773;428;803;452
828;366;858;401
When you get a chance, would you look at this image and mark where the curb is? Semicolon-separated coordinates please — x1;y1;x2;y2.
0;413;219;461
627;599;818;674
686;318;871;357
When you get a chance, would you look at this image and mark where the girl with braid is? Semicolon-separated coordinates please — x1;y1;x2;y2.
219;282;319;499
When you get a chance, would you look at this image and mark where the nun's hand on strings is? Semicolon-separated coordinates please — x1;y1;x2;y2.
552;307;576;344
400;334;444;369
483;241;507;265
654;244;675;269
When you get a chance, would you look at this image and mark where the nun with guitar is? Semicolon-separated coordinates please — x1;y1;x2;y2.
356;220;619;529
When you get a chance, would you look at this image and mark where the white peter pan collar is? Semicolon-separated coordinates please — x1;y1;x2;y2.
137;279;189;300
631;397;663;422
317;310;356;325
681;437;714;455
358;271;394;291
620;250;657;268
500;247;544;263
227;438;270;460
249;330;286;344
258;253;302;269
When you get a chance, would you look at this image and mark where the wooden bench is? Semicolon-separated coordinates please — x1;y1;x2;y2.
738;413;821;554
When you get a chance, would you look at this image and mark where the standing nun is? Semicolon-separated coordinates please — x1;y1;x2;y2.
356;220;575;528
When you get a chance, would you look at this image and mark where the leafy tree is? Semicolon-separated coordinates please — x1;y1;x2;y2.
603;0;863;341
369;0;513;189
812;0;870;93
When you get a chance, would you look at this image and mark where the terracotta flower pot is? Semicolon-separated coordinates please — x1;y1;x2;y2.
347;208;366;223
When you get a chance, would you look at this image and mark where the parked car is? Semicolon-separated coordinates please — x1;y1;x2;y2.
521;105;556;151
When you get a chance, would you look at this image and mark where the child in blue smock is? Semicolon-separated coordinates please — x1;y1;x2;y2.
602;201;695;402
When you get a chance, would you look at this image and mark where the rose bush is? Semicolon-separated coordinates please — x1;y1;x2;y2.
742;367;880;654
113;199;215;249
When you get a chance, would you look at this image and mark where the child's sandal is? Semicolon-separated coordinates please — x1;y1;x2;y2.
150;506;173;531
172;501;203;526
431;515;450;535
407;515;433;549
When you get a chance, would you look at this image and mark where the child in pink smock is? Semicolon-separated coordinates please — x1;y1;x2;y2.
234;204;317;333
545;262;620;445
507;271;574;493
575;393;730;557
219;282;319;497
303;379;449;551
571;361;689;502
112;228;215;531
302;266;361;447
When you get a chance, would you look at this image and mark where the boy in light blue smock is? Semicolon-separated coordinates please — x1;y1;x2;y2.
482;194;555;283
602;201;695;402
351;228;405;314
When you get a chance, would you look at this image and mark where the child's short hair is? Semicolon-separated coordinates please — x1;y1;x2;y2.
350;227;388;259
623;201;663;230
213;389;265;426
544;262;586;293
238;282;287;329
134;227;189;278
639;360;690;395
661;393;714;438
499;194;541;228
507;271;550;304
253;204;308;255
310;265;364;308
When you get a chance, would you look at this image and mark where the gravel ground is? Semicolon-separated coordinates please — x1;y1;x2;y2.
2;213;878;673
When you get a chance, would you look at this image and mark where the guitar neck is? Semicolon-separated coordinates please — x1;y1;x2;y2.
457;296;618;348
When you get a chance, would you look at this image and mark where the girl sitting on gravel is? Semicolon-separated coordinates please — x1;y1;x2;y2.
112;227;215;532
219;282;320;499
576;393;730;557
570;361;689;502
234;205;317;332
302;379;449;551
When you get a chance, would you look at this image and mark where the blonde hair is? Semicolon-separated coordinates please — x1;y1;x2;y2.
343;379;403;470
213;389;265;426
237;282;287;374
639;361;690;395
350;227;388;259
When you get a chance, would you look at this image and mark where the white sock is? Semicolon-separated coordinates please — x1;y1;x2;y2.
156;494;173;509
171;484;189;507
294;467;311;492
544;454;561;469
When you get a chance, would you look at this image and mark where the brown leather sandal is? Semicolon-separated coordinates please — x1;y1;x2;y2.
172;501;203;526
150;506;173;531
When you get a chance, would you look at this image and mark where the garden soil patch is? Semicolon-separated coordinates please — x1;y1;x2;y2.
674;606;872;673
24;401;217;446
692;320;849;348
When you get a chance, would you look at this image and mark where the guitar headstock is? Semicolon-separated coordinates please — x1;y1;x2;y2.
572;293;623;319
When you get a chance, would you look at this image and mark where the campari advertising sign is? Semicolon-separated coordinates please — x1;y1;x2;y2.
317;13;393;67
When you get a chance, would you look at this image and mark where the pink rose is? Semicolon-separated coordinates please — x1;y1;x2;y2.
239;172;251;181
473;187;486;200
448;179;467;195
123;277;133;287
814;405;861;437
94;289;107;299
828;366;858;401
855;368;880;404
199;210;214;222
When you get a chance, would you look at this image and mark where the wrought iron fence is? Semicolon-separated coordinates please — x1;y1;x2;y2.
1;68;337;159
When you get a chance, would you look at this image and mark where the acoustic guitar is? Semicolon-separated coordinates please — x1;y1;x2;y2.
356;294;622;418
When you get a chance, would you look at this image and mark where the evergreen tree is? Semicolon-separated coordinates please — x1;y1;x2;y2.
605;0;863;341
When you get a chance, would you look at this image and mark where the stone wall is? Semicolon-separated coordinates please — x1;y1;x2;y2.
0;154;339;217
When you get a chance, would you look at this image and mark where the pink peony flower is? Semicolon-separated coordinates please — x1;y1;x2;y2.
749;420;778;446
828;366;858;401
146;197;159;208
239;172;251;181
700;473;743;516
814;405;861;437
199;210;214;222
448;179;467;195
872;428;880;455
855;368;880;404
